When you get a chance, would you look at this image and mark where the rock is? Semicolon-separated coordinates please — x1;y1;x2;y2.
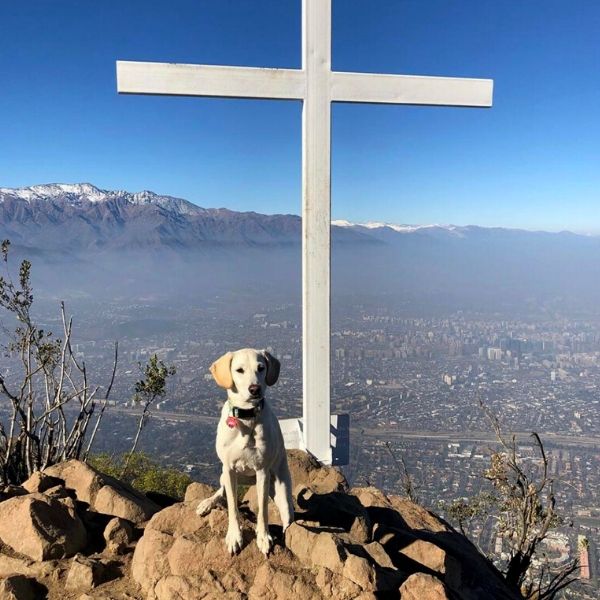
296;488;372;543
283;521;321;565
94;483;155;524
399;572;450;600
285;522;346;572
0;574;44;600
154;575;199;600
352;486;450;535
399;538;447;574
44;460;102;504
168;536;209;578
248;562;320;600
58;496;77;512
342;553;376;591
241;451;349;525
242;485;284;526
146;502;205;537
314;567;363;600
21;471;64;494
129;484;521;600
41;484;75;500
388;495;450;533
103;517;134;555
351;486;393;509
311;530;348;572
0;554;61;580
0;485;27;502
287;449;348;493
145;490;179;509
155;575;243;600
184;481;215;504
65;555;108;591
0;493;86;561
363;541;396;569
44;459;160;524
0;554;36;578
131;528;174;595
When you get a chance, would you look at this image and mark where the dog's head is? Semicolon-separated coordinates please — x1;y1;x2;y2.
209;348;280;407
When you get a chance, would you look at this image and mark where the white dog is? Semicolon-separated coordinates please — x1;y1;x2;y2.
196;348;294;556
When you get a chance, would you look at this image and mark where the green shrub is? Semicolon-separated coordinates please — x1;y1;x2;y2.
89;452;192;500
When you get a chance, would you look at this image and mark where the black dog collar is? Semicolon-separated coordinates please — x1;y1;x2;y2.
230;398;264;419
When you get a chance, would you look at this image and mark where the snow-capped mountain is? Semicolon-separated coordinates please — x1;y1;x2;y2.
0;183;372;251
0;183;206;216
331;219;466;236
1;183;600;308
0;182;594;253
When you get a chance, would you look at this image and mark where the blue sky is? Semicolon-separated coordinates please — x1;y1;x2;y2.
1;1;599;231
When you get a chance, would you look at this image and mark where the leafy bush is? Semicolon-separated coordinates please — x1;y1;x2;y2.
90;452;192;500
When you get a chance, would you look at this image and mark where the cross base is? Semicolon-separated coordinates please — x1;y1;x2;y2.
279;414;350;466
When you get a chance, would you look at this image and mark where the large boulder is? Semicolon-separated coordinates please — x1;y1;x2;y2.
103;517;134;555
21;472;64;494
132;500;386;600
0;493;87;561
351;486;521;600
398;538;447;574
400;573;451;600
0;454;522;599
287;449;348;494
184;482;215;504
43;461;101;504
65;555;110;591
44;459;160;524
248;562;321;600
296;487;372;543
285;523;347;572
241;450;349;526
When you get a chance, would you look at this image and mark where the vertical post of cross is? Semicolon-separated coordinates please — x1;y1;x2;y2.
302;0;332;465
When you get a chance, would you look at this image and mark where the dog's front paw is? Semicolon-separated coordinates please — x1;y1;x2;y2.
225;527;243;555
196;498;214;516
256;530;273;556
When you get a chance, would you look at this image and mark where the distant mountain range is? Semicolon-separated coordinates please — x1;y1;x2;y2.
1;183;599;310
0;183;309;252
1;182;594;251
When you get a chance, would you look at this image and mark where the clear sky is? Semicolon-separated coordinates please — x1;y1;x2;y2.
1;1;599;231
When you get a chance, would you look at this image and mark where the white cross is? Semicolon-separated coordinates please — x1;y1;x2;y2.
116;0;493;465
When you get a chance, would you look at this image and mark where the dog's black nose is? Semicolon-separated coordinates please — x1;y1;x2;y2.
248;384;261;397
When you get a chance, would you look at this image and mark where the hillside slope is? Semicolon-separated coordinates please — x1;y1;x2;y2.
0;452;521;599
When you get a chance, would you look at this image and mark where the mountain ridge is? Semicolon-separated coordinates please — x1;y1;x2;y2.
1;182;594;239
2;182;600;308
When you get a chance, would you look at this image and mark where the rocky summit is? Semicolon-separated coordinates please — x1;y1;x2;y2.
0;452;521;600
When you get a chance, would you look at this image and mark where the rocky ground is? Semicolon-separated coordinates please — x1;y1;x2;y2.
0;451;522;599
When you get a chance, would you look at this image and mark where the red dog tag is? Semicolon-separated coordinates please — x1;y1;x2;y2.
226;416;239;429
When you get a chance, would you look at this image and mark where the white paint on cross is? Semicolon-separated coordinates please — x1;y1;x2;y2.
116;0;493;465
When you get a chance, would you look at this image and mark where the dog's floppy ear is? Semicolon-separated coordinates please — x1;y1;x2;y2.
263;351;280;386
210;352;234;389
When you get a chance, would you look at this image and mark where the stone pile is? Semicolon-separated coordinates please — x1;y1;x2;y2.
0;452;522;600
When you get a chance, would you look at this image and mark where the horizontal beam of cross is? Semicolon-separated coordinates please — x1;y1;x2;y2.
117;61;493;107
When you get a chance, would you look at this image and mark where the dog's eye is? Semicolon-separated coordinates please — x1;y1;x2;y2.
236;368;244;374
257;364;265;372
